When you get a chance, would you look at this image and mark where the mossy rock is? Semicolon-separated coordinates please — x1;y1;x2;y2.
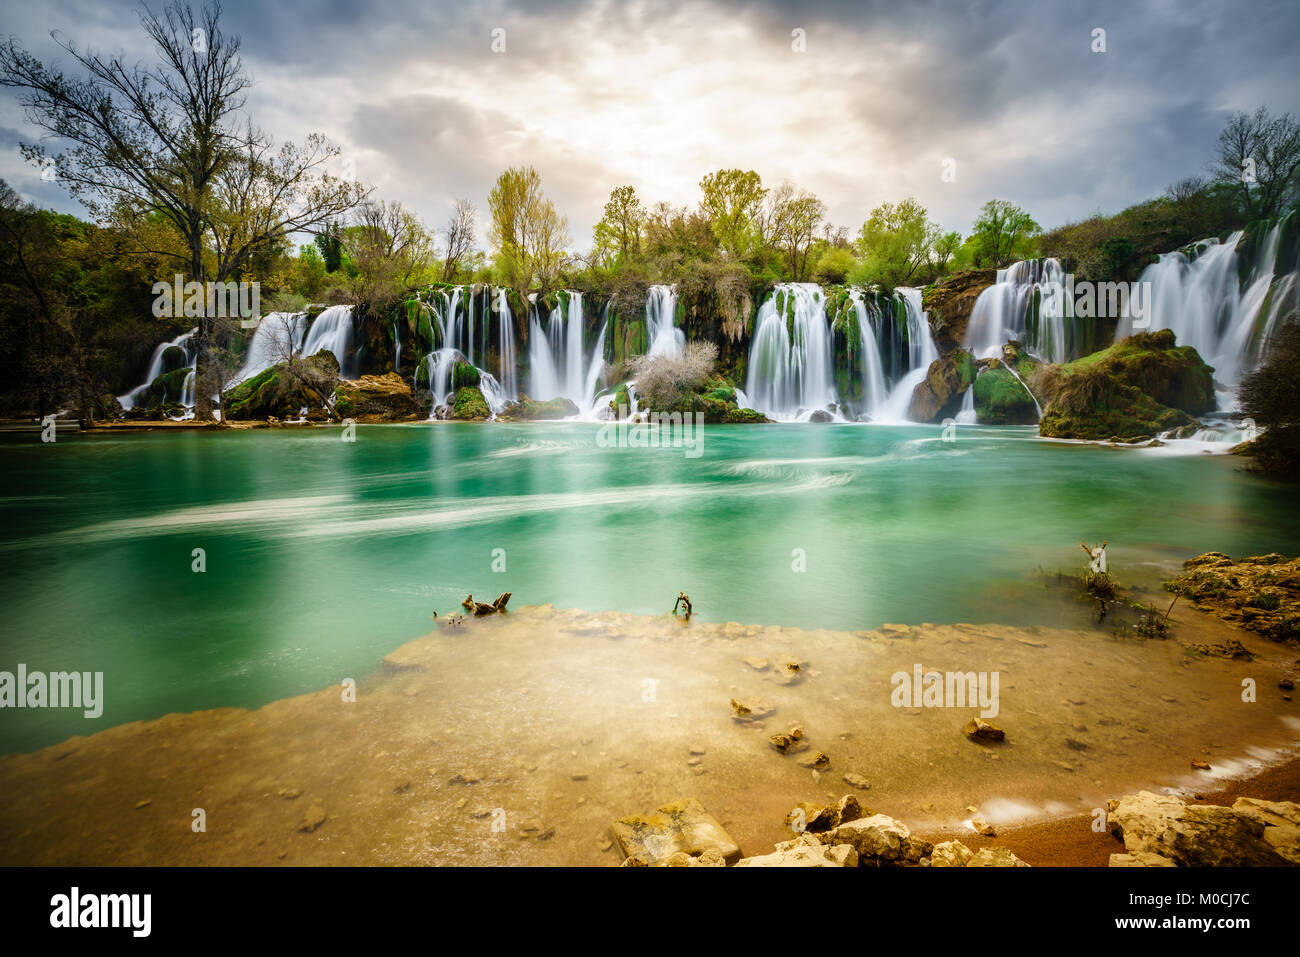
452;361;481;391
723;407;771;423
140;367;193;407
1038;370;1195;440
225;350;340;420
974;366;1039;425
1047;329;1215;415
520;395;579;420
450;386;491;420
159;345;189;374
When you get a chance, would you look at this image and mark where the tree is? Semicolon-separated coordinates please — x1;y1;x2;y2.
487;166;570;293
698;169;766;259
0;1;367;417
1238;314;1300;478
596;185;646;266
1211;106;1300;222
854;198;941;286
931;230;963;276
968;199;1040;268
346;199;435;305
315;221;343;272
441;198;477;282
768;182;826;281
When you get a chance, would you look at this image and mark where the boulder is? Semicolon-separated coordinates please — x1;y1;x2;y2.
824;813;932;865
966;847;1030;867
1164;553;1300;645
334;372;417;421
907;350;977;423
786;794;865;834
1106;790;1297;866
519;394;579;420
734;833;858;867
973;363;1039;425
1109;851;1176;867
609;797;741;865
929;840;974;867
450;386;491;420
922;269;998;354
224;350;340;420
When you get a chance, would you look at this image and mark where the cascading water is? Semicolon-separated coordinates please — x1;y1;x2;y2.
872;288;939;423
529;292;607;415
1116;214;1299;400
494;288;518;400
300;305;358;378
965;259;1073;363
847;290;890;418
230;311;307;386
645;284;685;358
744;283;838;420
118;327;197;410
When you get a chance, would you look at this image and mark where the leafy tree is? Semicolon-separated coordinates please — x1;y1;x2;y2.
595;185;645;266
1238;315;1300;478
853;198;940;286
487;165;571;294
768;182;826;281
1211;106;1300;222
698;169;766;259
967;199;1040;267
315;221;343;273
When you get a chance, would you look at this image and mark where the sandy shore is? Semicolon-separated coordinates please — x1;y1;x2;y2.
1;603;1296;866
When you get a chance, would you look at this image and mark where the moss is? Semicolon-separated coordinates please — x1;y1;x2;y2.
973;367;1038;425
1049;329;1215;415
450;386;491;420
1038;367;1195;441
140;367;192;407
452;361;480;391
160;345;188;374
520;395;579;420
723;406;771;423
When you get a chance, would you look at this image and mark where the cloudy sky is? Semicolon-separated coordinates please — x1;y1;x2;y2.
2;0;1298;250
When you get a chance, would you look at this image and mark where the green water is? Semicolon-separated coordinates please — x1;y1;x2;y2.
1;422;1297;753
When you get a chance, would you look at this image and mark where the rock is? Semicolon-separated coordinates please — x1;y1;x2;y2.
742;656;769;671
770;658;806;685
824;813;930;865
609;797;741;865
786;794;866;835
966;847;1029;867
1109;851;1177;867
842;772;871;790
971;817;997;836
1107;790;1296;866
278;787;301;800
907;350;977;423
661;848;726;867
799;752;831;770
922;268;998;354
518;394;579;420
769;726;807;754
448;771;481;785
964;717;1006;742
225;350;341;420
1165;553;1300;645
929;840;974;867
730;697;776;722
298;802;327;833
1191;759;1211;770
734;834;857;867
807;409;833;423
334;372;416;421
450;386;491;420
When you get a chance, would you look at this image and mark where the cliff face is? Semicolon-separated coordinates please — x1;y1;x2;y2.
921;269;998;356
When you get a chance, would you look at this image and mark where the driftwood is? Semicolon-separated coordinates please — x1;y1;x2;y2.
673;592;692;619
462;592;512;616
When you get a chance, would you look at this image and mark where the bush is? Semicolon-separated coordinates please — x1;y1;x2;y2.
629;341;718;412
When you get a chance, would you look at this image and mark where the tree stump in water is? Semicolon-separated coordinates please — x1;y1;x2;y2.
462;592;512;616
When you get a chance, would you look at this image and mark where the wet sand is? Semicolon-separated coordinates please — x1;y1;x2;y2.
1;602;1296;866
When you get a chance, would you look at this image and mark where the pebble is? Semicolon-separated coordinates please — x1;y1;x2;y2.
842;772;871;790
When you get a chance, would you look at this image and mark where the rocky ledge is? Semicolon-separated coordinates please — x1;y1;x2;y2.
1165;552;1300;645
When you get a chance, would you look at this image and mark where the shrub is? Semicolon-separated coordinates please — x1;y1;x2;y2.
629;341;718;412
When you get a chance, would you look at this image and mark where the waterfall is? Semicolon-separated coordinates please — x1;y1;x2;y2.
300;305;357;377
646;284;685;358
956;384;976;424
965;259;1073;363
872;288;940;423
118;327;197;410
1117;215;1299;397
744;283;837;419
495;288;518;400
230;311;307;386
529;292;607;414
848;290;889;417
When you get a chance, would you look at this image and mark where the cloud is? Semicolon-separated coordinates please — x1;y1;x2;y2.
1;0;1297;249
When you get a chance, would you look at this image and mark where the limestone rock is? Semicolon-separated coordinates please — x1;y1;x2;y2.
735;833;858;867
610;797;741;865
964;717;1006;742
966;846;1029;867
1109;851;1176;867
1107;790;1295;866
786;794;865;834
929;840;974;867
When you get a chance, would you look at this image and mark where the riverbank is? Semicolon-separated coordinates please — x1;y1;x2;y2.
1;602;1295;866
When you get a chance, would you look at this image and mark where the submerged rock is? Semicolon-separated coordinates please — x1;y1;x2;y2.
964;717;1006;742
786;794;865;834
966;847;1030;867
609;797;741;865
734;832;857;867
1165;552;1300;645
334;372;417;421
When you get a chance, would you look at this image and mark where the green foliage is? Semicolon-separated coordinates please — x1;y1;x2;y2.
967;200;1041;268
854;198;943;287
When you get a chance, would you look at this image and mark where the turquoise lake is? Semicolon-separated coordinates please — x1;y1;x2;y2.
2;422;1298;753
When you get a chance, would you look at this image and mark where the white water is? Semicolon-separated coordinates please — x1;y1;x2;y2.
744;283;837;419
529;292;607;415
848;290;889;418
956;384;977;424
645;284;685;358
494;288;518;401
118;327;197;410
871;288;940;424
1117;217;1298;396
232;307;356;387
301;305;357;378
966;259;1070;363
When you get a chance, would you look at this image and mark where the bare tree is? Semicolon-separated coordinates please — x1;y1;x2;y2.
1210;106;1300;221
442;198;477;282
0;1;368;417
